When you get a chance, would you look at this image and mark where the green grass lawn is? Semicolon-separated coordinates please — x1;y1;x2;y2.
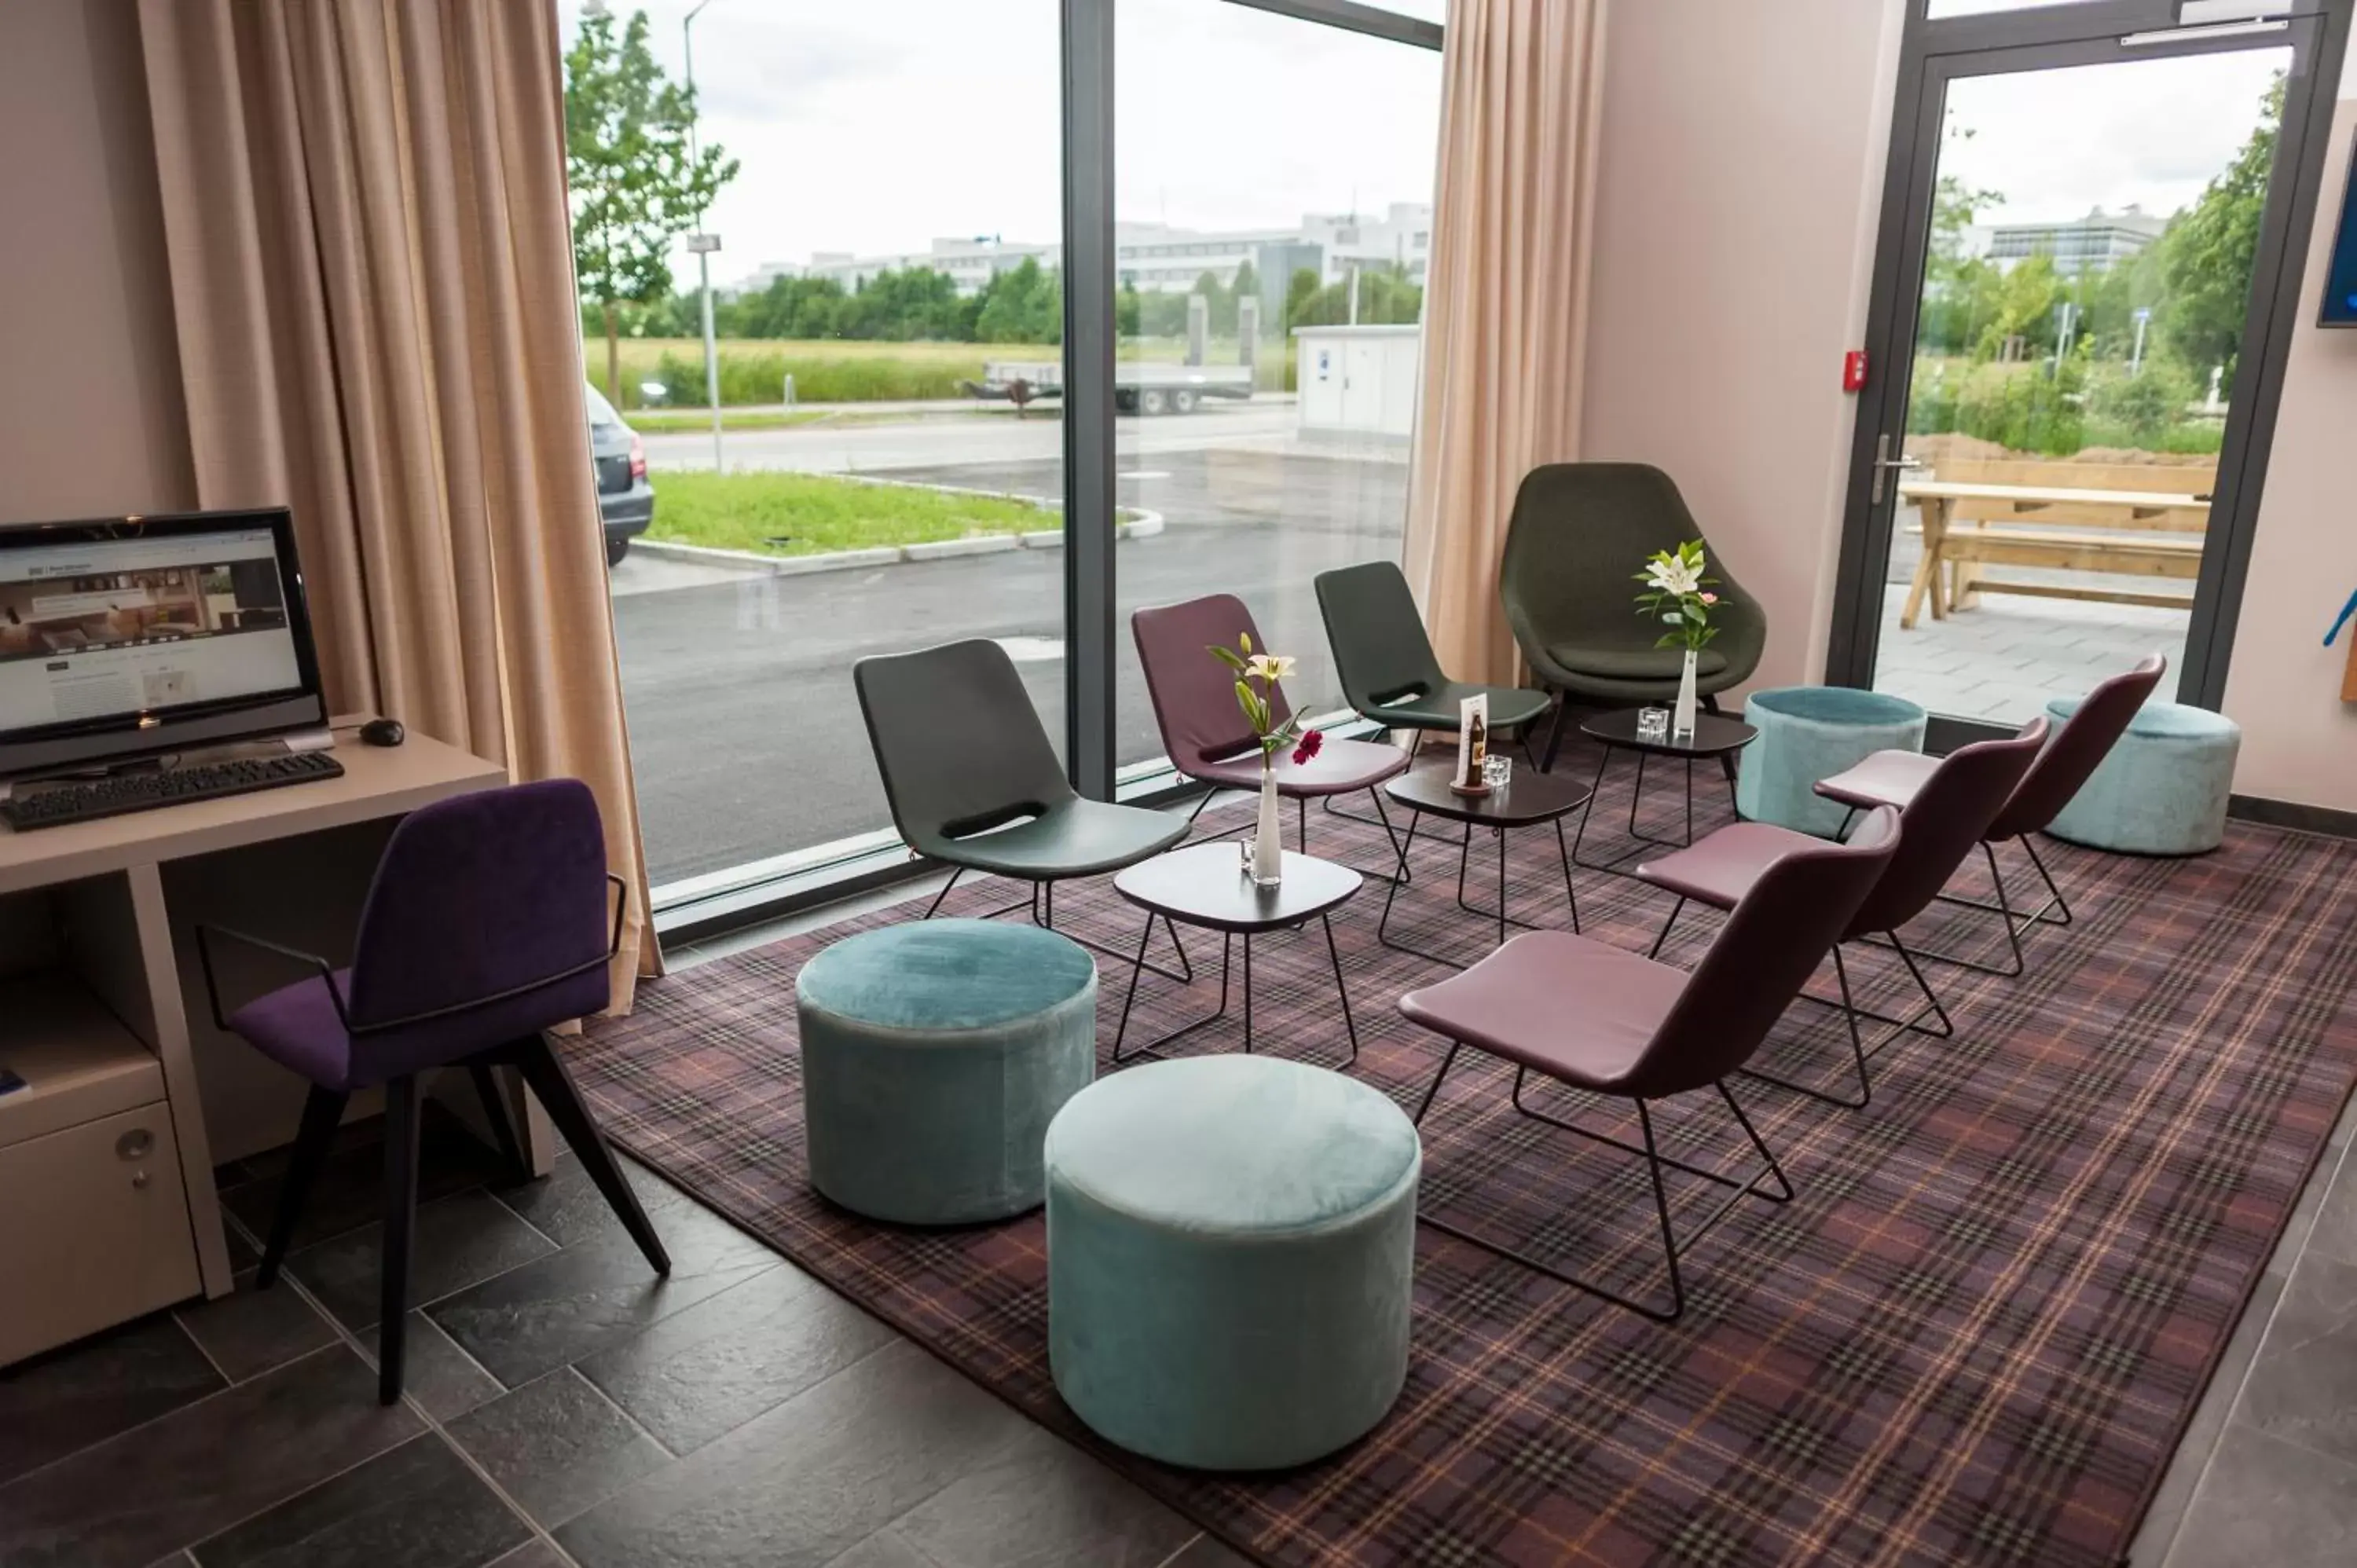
626;408;836;433
645;471;1052;557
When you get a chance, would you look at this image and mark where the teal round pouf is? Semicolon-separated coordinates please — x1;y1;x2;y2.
1737;686;1927;837
2043;698;2239;855
797;919;1096;1225
1046;1056;1419;1471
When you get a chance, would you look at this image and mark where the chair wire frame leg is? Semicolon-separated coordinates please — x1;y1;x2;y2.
1409;1042;1792;1323
925;863;1193;985
1838;827;2074;980
1380;809;1581;969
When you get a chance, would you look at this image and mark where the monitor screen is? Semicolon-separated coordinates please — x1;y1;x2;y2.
2323;130;2357;328
0;510;327;778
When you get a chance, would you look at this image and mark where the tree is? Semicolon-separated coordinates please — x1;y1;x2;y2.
1284;266;1321;330
974;257;1061;345
565;8;739;401
2152;71;2282;383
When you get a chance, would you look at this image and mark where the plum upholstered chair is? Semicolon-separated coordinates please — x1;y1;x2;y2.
1637;718;2048;1108
1397;805;1901;1321
200;779;669;1405
1814;654;2167;976
1133;593;1411;873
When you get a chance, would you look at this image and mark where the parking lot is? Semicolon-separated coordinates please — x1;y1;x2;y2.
610;407;1409;887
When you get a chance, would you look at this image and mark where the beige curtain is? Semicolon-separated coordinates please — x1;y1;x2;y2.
1403;0;1609;687
135;0;659;1002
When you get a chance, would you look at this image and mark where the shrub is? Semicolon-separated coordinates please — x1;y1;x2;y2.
2084;362;2200;445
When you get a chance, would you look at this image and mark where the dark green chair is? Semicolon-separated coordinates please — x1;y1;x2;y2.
1497;463;1766;770
854;638;1190;974
1314;560;1552;746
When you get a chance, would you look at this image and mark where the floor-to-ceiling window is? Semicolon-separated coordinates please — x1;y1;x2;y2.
563;0;1441;919
1112;0;1444;782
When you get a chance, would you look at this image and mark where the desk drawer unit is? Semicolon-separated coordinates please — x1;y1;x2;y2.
0;1101;200;1367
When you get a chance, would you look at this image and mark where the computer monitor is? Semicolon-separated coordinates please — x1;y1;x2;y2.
0;508;328;779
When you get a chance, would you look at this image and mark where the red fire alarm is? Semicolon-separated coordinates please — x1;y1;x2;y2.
1843;350;1870;393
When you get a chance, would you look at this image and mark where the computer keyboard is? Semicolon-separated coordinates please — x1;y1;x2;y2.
0;750;346;831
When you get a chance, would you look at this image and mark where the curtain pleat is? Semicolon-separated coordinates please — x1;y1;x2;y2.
136;0;660;1002
1405;0;1608;687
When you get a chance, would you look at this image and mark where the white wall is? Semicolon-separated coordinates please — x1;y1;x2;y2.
2219;93;2357;811
1585;2;2357;814
1581;0;1908;692
0;0;192;525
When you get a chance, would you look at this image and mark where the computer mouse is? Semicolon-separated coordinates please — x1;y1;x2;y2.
359;718;406;748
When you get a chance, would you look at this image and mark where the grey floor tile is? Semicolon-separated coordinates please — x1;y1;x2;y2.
2165;1424;2357;1567
222;1106;508;1256
2229;1253;2357;1467
189;1432;531;1568
397;1309;508;1422
493;1153;691;1252
428;1201;776;1389
556;1339;1035;1568
888;1425;1197;1568
290;1189;561;1333
0;1344;421;1568
486;1542;573;1568
577;1264;898;1455
174;1273;337;1384
1159;1537;1254;1568
823;1532;936;1568
0;1313;225;1487
447;1368;671;1530
2304;1153;2357;1271
486;1542;574;1568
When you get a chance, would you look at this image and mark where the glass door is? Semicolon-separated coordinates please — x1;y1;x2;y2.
1828;2;2344;736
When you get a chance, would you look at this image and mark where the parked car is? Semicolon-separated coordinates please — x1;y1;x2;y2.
586;382;653;566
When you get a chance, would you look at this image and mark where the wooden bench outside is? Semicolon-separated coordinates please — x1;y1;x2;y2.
1896;478;2212;629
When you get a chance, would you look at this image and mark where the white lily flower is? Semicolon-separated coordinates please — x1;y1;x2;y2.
1246;654;1297;684
1645;559;1701;598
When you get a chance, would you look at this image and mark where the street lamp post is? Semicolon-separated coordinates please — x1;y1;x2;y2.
685;0;723;470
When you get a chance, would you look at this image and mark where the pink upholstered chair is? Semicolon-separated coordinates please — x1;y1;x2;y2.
1814;654;2167;976
1637;719;2047;1108
1397;806;1901;1321
1133;594;1411;872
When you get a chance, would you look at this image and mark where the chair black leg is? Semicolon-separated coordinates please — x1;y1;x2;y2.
378;1075;420;1405
922;866;964;919
1739;943;1872;1110
512;1035;671;1277
1648;897;1686;960
468;1064;526;1180
258;1084;348;1288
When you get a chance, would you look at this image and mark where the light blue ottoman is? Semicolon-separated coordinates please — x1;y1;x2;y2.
1046;1056;1419;1471
1738;687;1929;837
797;919;1096;1225
2044;698;2239;855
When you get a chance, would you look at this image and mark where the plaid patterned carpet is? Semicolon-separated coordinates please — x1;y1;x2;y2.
572;744;2357;1566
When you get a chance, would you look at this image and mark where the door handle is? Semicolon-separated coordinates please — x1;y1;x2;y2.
1869;434;1926;505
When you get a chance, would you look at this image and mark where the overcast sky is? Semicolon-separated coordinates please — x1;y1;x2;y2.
556;3;2290;285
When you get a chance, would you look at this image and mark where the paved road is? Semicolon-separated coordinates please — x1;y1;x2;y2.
612;436;1407;888
642;401;1314;478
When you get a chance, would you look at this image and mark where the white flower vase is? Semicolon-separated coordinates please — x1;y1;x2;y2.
1251;757;1284;888
1673;650;1699;740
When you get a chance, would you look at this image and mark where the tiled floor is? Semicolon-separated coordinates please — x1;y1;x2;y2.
4;864;2353;1567
1871;579;2190;724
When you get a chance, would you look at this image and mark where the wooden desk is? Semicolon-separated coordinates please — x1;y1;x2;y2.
1897;480;2211;629
0;732;504;1365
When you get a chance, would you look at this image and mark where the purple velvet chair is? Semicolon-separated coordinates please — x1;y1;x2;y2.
1814;654;2167;976
1398;807;1899;1321
1637;718;2047;1108
197;779;669;1405
1133;594;1410;870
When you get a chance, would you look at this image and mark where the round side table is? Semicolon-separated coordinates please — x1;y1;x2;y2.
1570;708;1759;873
1109;843;1362;1067
1378;759;1593;966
